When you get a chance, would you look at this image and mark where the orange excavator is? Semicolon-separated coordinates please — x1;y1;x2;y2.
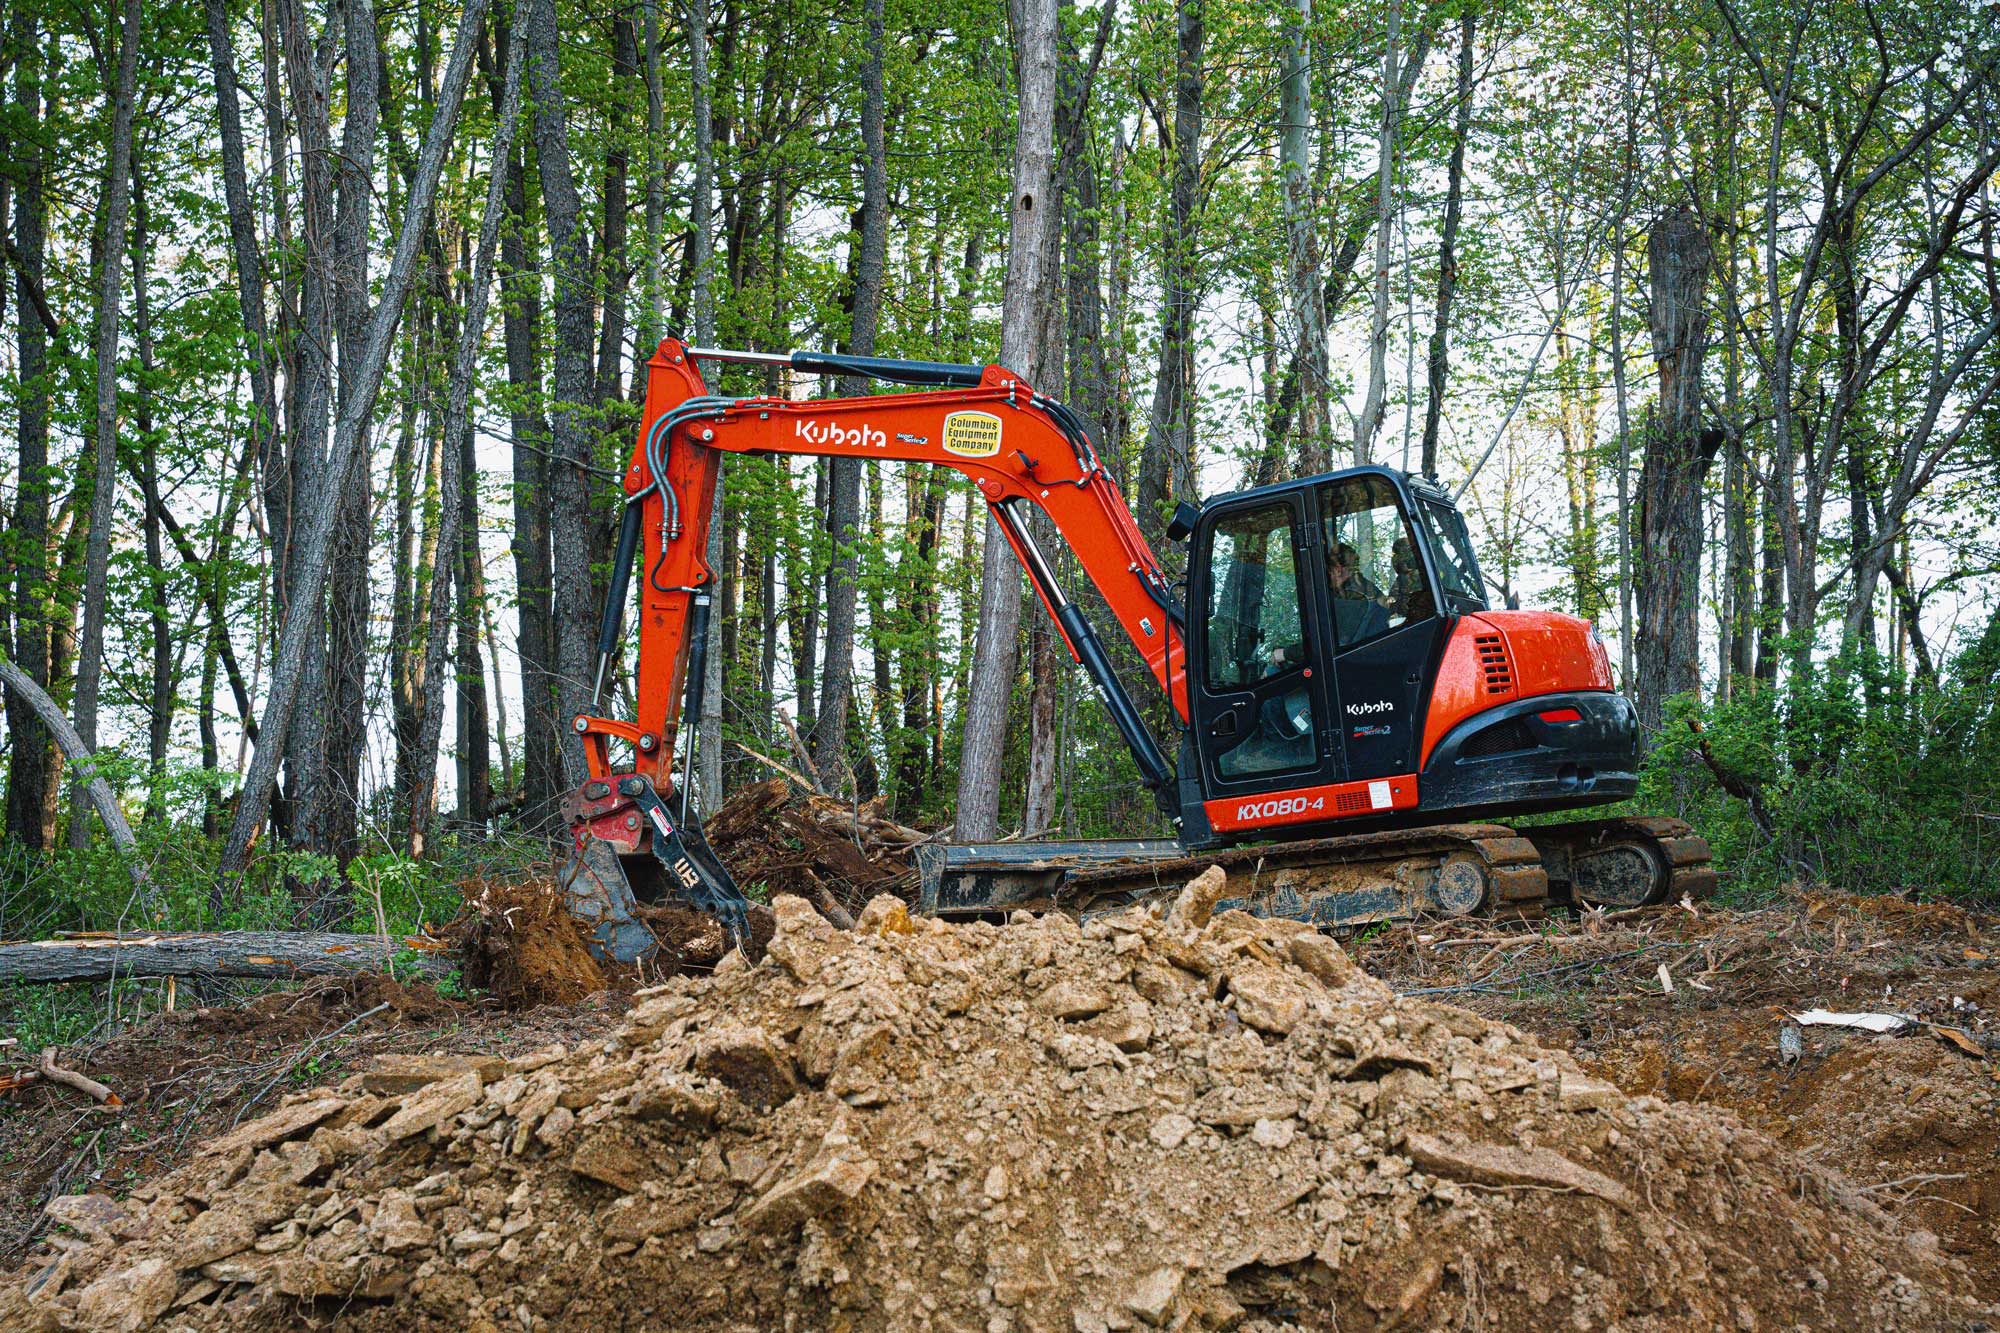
559;338;1714;961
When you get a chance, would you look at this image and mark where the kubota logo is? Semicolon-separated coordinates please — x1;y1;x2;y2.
796;418;887;450
1347;699;1393;716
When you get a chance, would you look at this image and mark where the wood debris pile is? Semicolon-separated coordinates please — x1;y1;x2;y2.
702;779;926;918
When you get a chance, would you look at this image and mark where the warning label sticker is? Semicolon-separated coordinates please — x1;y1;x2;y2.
942;410;1002;459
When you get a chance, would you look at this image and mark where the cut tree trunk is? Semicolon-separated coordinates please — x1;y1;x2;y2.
0;933;454;986
1635;206;1715;735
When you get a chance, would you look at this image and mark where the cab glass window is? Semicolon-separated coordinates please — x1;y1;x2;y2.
1204;503;1305;691
1415;499;1488;611
1317;476;1435;649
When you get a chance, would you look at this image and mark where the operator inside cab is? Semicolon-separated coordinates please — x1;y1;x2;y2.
1320;474;1436;648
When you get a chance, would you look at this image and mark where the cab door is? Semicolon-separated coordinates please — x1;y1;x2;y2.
1187;493;1342;806
1311;475;1449;782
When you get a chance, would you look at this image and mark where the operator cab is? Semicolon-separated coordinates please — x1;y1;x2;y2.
1184;466;1486;840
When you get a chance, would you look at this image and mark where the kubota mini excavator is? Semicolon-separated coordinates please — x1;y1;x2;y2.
558;338;1714;962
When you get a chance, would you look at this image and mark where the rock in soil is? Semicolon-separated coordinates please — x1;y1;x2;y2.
3;887;1989;1332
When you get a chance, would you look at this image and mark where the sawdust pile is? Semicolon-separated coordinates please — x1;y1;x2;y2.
5;874;1986;1333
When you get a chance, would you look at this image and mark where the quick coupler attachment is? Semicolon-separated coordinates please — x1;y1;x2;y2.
616;776;753;949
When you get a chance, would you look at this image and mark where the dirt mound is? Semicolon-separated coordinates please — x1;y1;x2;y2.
5;878;1988;1332
456;878;609;1008
705;778;924;916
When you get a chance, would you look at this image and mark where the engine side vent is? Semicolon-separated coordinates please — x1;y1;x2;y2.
1459;716;1536;759
1474;633;1513;695
1334;790;1368;813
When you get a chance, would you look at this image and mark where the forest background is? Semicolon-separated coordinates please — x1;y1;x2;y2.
0;0;1996;972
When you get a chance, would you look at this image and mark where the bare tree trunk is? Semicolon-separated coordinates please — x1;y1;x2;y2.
1352;0;1402;465
1279;0;1327;470
412;15;522;854
499;119;560;832
1135;0;1203;548
1634;206;1715;735
131;171;175;825
68;0;144;848
219;0;491;877
813;0;888;792
522;0;599;791
5;17;59;850
1419;7;1474;479
690;0;725;810
955;0;1059;840
0;651;148;898
317;0;382;886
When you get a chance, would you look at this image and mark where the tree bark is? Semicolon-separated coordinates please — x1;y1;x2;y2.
1279;0;1328;469
523;0;599;790
131;170;175;825
498;106;560;832
410;14;523;854
316;0;383;885
1634;206;1715;735
956;0;1060;840
1419;8;1474;479
690;0;725;810
0;650;148;900
1351;0;1402;465
1135;0;1203;547
813;0;887;792
220;0;492;877
68;0;144;847
0;932;454;986
5;15;58;850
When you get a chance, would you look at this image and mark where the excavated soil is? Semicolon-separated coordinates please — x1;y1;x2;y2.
1355;890;2000;1302
0;976;624;1260
4;877;1989;1332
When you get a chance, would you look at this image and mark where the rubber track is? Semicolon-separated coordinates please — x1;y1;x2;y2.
1060;824;1554;925
1519;815;1719;906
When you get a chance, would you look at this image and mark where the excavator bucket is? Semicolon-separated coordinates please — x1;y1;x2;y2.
560;773;753;965
557;835;661;964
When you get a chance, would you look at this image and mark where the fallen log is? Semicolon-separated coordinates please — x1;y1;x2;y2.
0;931;455;986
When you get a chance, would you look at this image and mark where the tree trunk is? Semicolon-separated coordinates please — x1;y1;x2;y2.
68;0;144;847
0;650;148;899
5;16;58;850
1634;206;1714;735
1279;0;1328;470
317;0;383;887
219;0;491;877
1351;0;1402;465
410;13;523;854
955;0;1060;840
690;0;724;810
131;170;175;826
1419;8;1474;479
0;932;454;986
813;0;888;792
1135;0;1203;548
523;0;598;791
499;120;560;832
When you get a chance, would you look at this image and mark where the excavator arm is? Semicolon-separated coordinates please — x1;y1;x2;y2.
561;338;1189;960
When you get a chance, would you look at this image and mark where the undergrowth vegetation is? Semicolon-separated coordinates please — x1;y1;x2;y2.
1638;629;2000;904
